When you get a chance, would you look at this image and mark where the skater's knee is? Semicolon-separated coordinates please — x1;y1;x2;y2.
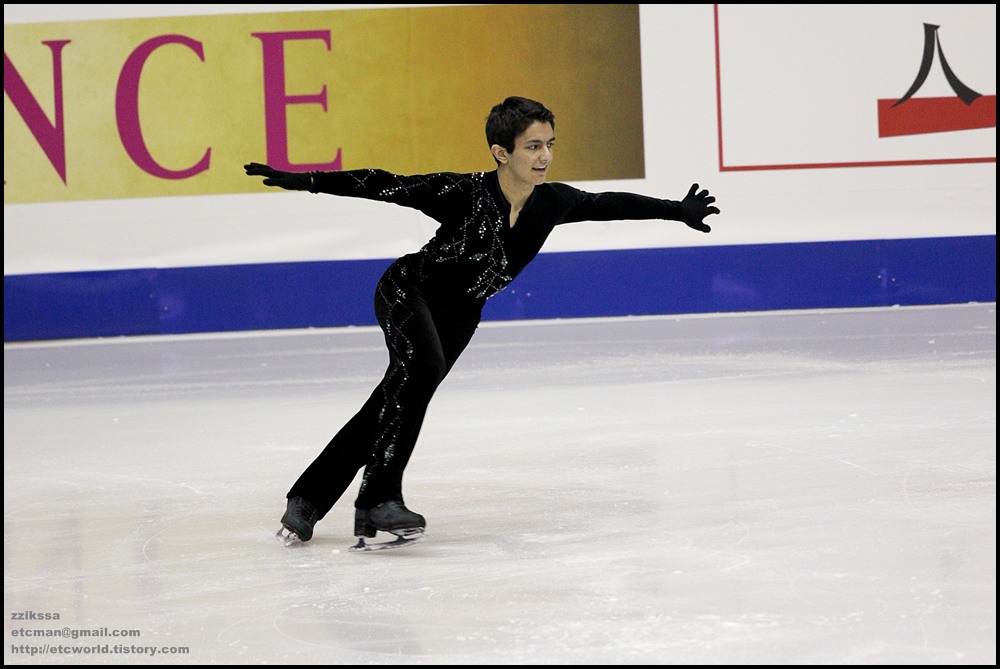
408;355;447;387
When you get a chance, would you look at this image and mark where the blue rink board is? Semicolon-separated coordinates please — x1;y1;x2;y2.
4;236;996;342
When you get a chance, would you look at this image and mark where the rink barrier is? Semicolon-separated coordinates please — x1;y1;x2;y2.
4;235;996;342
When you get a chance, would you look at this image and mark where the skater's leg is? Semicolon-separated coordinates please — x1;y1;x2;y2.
278;267;478;543
354;284;481;512
285;386;384;520
280;267;414;531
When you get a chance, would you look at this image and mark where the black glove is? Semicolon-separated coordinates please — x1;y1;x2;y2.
675;183;719;233
244;162;313;191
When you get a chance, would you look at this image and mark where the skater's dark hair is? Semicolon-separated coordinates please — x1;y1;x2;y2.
485;96;555;163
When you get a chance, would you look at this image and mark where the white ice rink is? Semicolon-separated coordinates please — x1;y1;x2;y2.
4;303;996;665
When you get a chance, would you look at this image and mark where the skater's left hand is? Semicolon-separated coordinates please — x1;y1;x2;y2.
244;162;313;191
676;183;719;233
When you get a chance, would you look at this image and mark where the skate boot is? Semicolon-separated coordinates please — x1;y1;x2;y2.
275;496;318;546
350;500;426;552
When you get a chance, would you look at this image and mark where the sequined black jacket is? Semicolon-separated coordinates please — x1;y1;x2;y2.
310;169;687;303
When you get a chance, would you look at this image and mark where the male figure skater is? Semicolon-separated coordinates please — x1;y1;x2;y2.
245;96;720;550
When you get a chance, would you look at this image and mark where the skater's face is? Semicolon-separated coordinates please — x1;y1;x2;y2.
494;120;554;186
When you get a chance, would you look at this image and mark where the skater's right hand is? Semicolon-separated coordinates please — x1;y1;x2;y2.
244;162;313;191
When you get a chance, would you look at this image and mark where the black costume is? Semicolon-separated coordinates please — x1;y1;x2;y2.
284;168;699;518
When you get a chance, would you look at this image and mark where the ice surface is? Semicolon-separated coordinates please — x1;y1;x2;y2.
4;304;996;664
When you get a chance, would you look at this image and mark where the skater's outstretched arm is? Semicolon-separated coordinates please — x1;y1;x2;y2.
244;162;472;223
554;182;721;233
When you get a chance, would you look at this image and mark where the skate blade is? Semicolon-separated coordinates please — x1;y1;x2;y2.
349;531;425;553
275;526;303;547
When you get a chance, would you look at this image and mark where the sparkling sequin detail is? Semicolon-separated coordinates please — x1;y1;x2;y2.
313;170;513;299
359;266;415;496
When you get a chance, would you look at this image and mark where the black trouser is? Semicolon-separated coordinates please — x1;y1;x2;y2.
287;262;482;519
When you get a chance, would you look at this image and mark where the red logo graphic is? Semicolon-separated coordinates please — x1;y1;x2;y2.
878;23;996;137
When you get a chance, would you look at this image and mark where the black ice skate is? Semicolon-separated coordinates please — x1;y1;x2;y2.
275;496;319;547
349;500;426;552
